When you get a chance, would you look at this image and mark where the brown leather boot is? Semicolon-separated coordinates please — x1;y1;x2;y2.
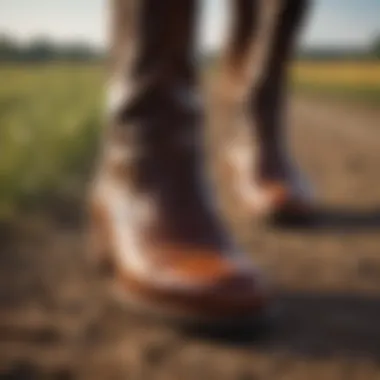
89;0;267;324
215;0;314;221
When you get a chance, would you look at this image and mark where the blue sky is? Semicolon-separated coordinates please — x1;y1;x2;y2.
0;0;379;50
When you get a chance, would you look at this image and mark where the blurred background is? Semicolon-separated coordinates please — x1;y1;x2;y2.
1;1;380;379
0;0;379;219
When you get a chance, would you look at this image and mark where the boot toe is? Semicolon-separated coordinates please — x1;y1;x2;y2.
118;251;268;322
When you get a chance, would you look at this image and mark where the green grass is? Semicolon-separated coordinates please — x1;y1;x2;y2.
0;64;104;219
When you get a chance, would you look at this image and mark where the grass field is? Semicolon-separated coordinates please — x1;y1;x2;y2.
0;65;104;218
1;61;380;219
292;61;380;106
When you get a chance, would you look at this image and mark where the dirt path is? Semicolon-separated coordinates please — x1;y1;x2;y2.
1;98;380;380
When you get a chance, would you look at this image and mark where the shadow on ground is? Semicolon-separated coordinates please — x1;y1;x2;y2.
273;207;380;232
190;292;380;359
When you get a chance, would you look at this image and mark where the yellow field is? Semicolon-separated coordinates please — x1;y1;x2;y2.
292;61;380;88
290;61;380;105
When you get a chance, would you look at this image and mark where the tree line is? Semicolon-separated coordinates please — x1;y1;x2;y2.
297;37;380;61
0;35;103;63
1;33;380;63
